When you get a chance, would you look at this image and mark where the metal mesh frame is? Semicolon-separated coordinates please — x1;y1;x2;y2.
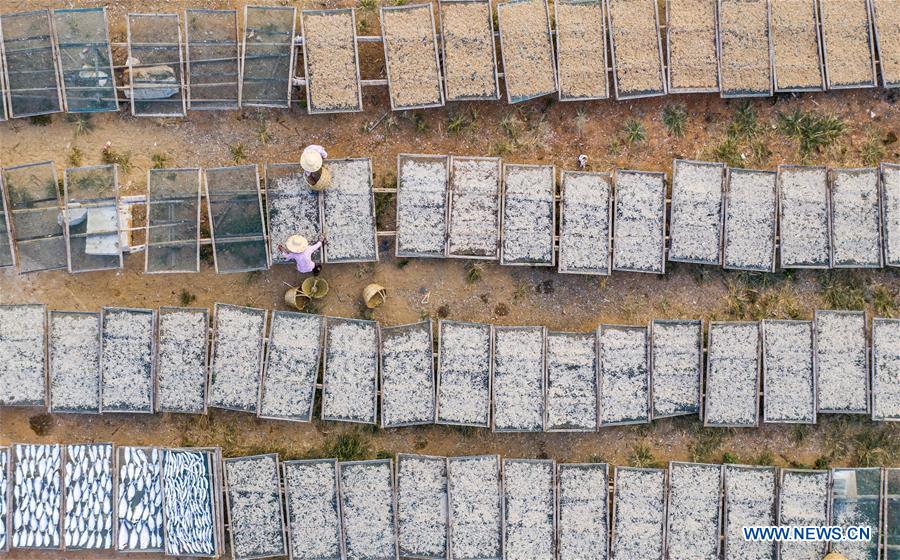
300;8;363;114
99;306;157;414
223;453;288;560
258;310;324;423
814;309;871;415
435;320;494;428
62;164;123;273
501;458;557;558
871;0;900;88
557;170;612;275
0;17;8;122
721;167;777;272
820;0;878;90
282;458;345;560
62;442;115;552
321;158;378;264
0;447;9;553
264;162;323;265
768;0;827;93
491;325;548;432
496;0;559;104
499;163;556;266
379;320;437;428
722;465;778;560
604;0;667;100
184;9;240;110
715;0;775;98
667;159;725;266
664;0;721;94
395;453;448;560
161;447;226;558
0;303;48;408
208;303;267;414
126;13;187;117
447;455;502;560
240;5;296;109
0;161;67;274
554;0;610;101
777;164;832;269
871;317;900;421
50;7;119;113
395;153;450;259
611;169;667;274
664;461;724;560
703;321;762;428
829;467;883;559
610;467;667;559
555;462;609;560
48;310;101;414
881;162;900;267
437;0;501;102
885;468;900;557
776;468;831;560
113;446;165;553
0;173;13;268
0;10;63;118
155;306;210;415
321;316;381;425
380;3;445;111
145;167;201;274
649;319;703;420
446;155;502;260
760;319;817;425
337;459;400;560
597;323;651;426
829;166;884;268
204;164;270;274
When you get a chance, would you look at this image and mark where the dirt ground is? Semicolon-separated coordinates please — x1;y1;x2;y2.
1;1;900;558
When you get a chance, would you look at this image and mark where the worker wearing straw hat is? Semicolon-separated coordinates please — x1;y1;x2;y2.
301;145;332;191
278;233;326;275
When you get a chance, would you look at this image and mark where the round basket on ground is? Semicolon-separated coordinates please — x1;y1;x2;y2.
284;287;310;311
301;277;329;299
363;283;387;308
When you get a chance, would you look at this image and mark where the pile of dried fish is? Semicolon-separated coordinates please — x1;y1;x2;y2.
163;449;219;556
12;444;61;549
116;447;163;552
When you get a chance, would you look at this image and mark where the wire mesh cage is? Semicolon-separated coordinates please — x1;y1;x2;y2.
496;0;558;103
48;310;101;414
259;310;323;422
185;9;240;110
156;306;209;414
0;161;67;273
605;0;667;99
0;10;63;118
555;0;610;101
557;170;612;275
204;164;269;273
301;9;363;114
51;8;118;113
437;0;501;102
62;164;123;273
380;320;437;428
240;6;296;109
264;162;322;265
145;167;201;274
126;13;186;117
0;304;47;408
395;154;449;259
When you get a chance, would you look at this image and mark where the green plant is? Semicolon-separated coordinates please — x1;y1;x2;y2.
853;427;899;467
29;114;52;126
860;134;885;166
872;284;899;317
752;450;775;466
229;143;247;163
662;104;688;137
813;456;830;469
574;108;589;136
151;152;170;169
256;122;272;145
323;431;368;461
712;136;743;168
688;427;727;463
728;102;762;140
375;192;395;229
358;0;378;10
777;109;846;159
101;143;132;172
396;258;410;269
622;119;646;144
179;289;196;306
67;146;84;167
819;272;867;310
501;112;523;140
447;112;470;134
491;139;514;156
465;261;483;283
722;451;739;464
413;112;428;132
67;114;94;136
628;443;657;468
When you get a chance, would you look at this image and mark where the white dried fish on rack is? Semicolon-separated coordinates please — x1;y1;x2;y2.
64;443;113;550
162;449;219;557
0;447;9;551
116;446;163;552
12;443;61;549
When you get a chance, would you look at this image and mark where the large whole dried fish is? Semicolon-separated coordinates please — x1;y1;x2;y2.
116;447;163;552
64;444;113;550
12;444;61;549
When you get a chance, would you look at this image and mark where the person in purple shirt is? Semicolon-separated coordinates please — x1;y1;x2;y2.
278;234;326;275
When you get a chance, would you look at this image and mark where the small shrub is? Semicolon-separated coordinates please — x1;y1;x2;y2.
447;112;470;134
722;451;739;464
752;450;775;466
689;427;727;463
67;114;94;136
854;427;898;467
29;414;54;436
358;0;378;10
67;146;84;167
493;303;509;316
860;134;885;166
256;123;272;145
395;258;410;269
777;109;846;159
437;304;450;318
819;272;867;310
151;152;170;169
662;104;688;137
628;443;657;468
101;143;132;172
229;144;247;163
29;114;52;126
622;119;646;144
465;261;483;283
728;102;761;139
712;136;743;168
179;289;196;306
872;284;899;317
324;431;368;461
